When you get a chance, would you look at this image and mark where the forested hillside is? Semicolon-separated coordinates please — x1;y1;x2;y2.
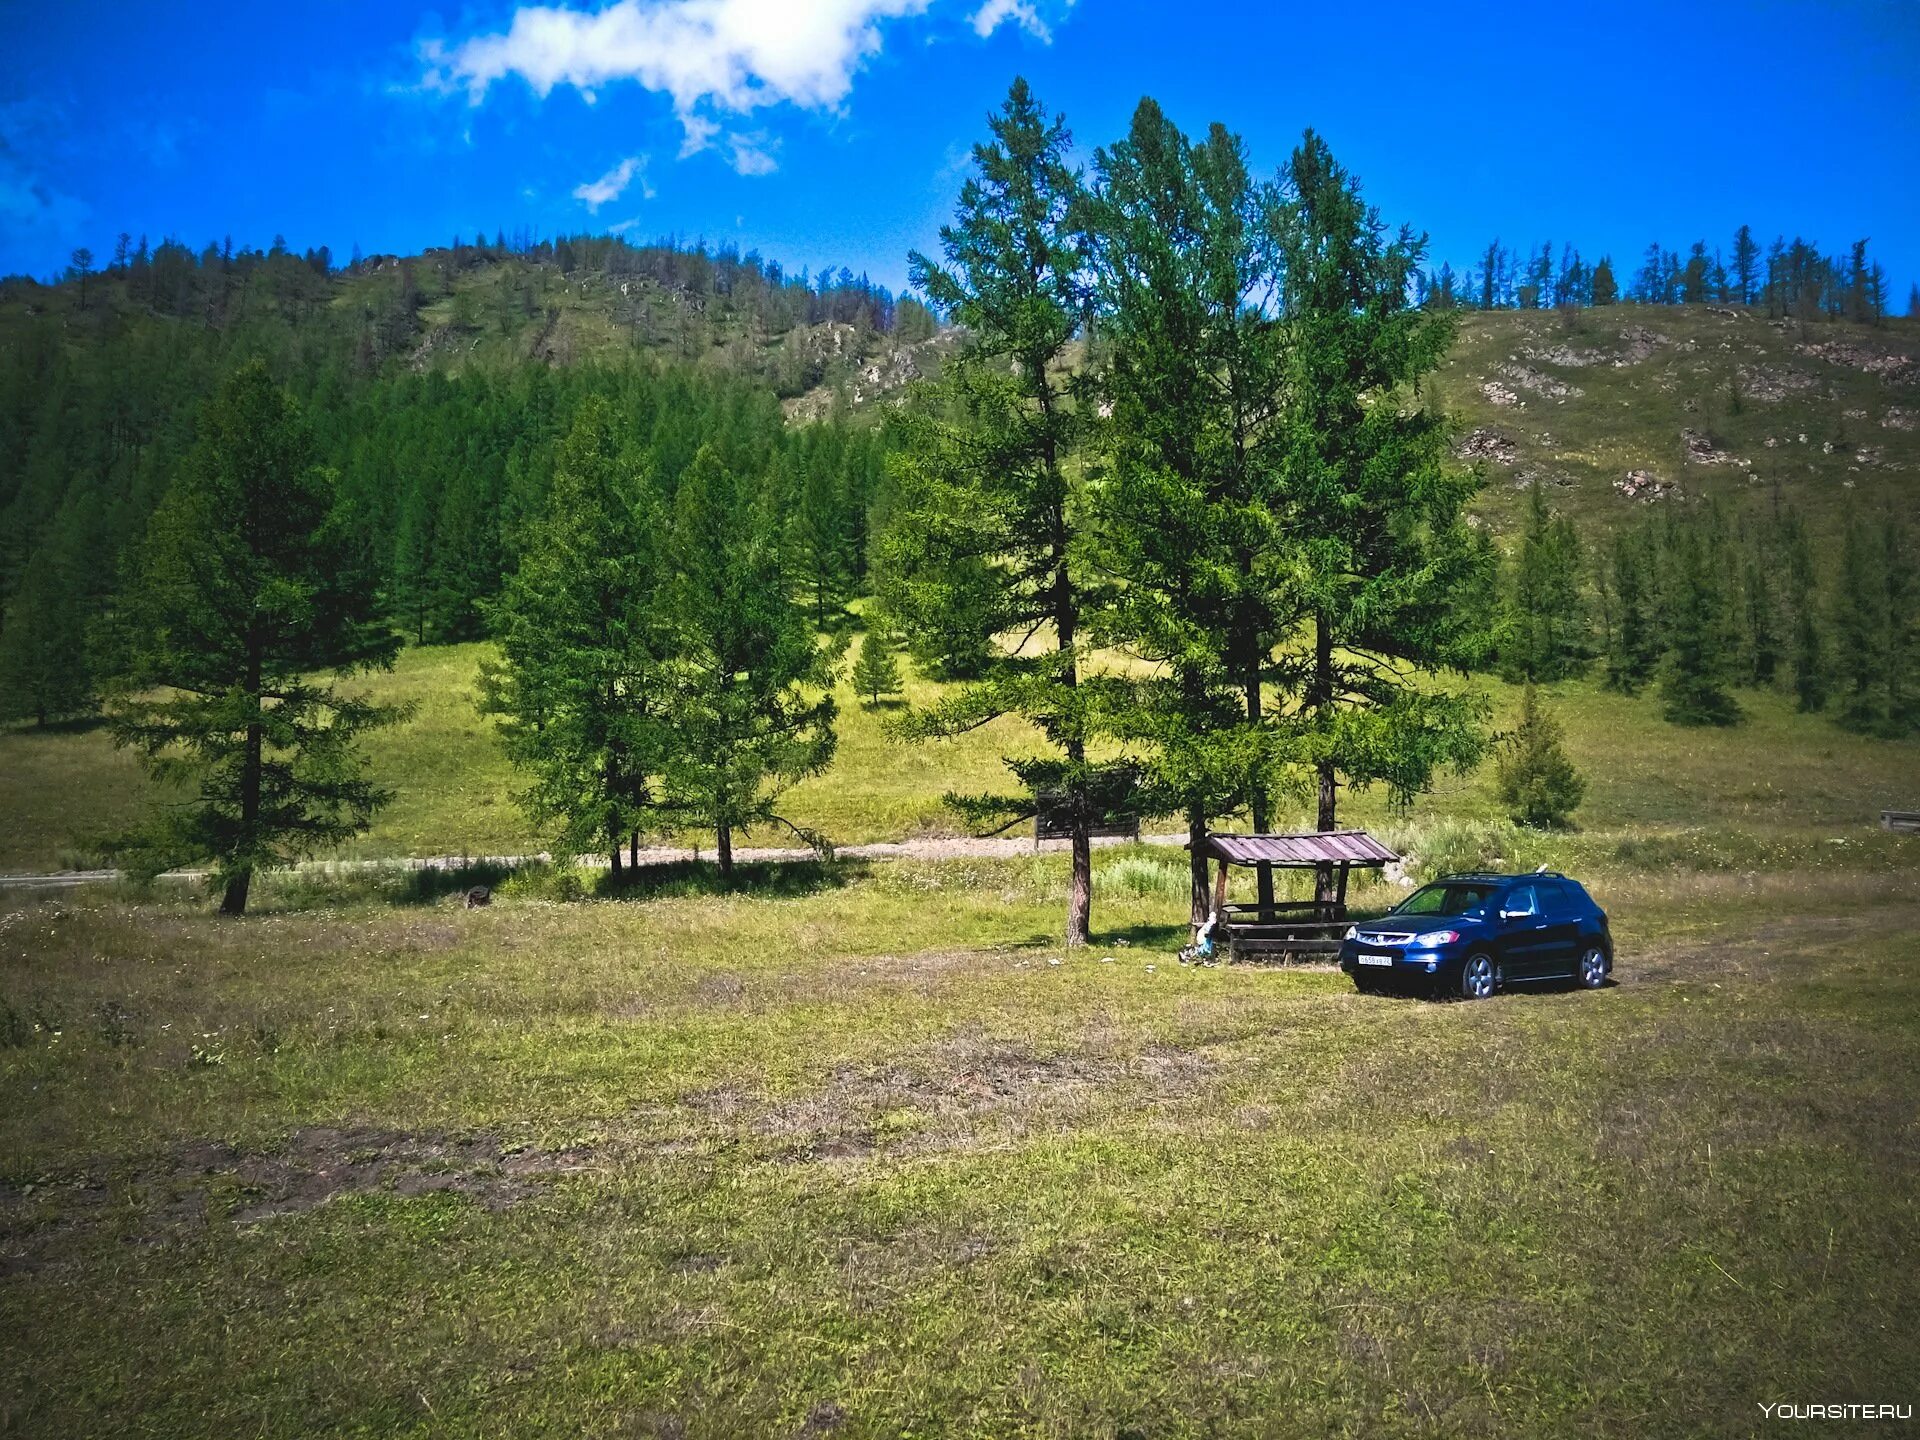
0;236;910;725
2;220;1916;746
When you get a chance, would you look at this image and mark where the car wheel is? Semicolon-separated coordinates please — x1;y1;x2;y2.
1354;974;1383;995
1577;945;1609;989
1460;953;1496;1001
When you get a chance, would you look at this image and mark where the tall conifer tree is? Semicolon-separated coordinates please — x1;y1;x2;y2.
1275;131;1491;898
882;78;1113;944
1085;99;1294;921
107;361;401;914
662;444;838;876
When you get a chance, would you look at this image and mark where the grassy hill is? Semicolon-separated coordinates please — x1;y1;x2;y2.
1437;305;1920;541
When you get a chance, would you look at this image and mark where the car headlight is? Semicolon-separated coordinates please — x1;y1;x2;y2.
1413;929;1460;947
1343;925;1357;940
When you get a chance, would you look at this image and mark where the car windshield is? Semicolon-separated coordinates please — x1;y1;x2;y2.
1393;882;1498;917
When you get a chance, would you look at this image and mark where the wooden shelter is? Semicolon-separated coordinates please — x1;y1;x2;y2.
1192;830;1399;961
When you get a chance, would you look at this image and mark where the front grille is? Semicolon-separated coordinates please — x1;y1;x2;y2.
1358;931;1415;945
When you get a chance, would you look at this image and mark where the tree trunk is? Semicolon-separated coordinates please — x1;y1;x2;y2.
1188;806;1211;926
227;629;264;918
1067;830;1091;949
630;830;640;871
716;823;733;877
1314;611;1339;906
609;839;623;882
1246;644;1273;920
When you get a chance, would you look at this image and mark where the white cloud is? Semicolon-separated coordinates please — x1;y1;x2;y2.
726;131;778;176
429;0;933;153
572;154;649;210
970;0;1053;40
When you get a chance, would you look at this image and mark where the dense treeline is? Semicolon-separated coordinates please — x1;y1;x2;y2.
0;268;887;725
1490;481;1918;737
1424;228;1905;323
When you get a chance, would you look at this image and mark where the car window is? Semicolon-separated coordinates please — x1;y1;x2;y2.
1505;885;1540;917
1394;882;1497;916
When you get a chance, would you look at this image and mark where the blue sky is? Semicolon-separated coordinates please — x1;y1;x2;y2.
4;0;1917;303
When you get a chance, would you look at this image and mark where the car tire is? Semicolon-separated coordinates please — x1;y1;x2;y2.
1354;974;1383;995
1577;945;1609;990
1460;952;1496;1001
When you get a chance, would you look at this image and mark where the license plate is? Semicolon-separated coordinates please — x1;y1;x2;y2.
1357;954;1393;967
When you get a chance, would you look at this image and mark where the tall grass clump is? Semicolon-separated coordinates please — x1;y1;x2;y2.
1093;850;1192;899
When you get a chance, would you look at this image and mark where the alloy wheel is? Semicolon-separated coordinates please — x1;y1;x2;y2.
1462;954;1495;1000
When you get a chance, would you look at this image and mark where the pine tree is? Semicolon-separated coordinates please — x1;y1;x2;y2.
1908;283;1920;319
851;619;903;706
1659;525;1741;726
661;444;838;876
884;77;1114;944
105;361;401;914
478;397;666;878
1498;482;1590;682
1496;684;1586;827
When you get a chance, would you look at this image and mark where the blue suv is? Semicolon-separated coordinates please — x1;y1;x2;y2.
1339;871;1612;999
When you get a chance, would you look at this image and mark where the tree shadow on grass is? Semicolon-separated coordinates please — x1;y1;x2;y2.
2;713;112;738
594;857;869;902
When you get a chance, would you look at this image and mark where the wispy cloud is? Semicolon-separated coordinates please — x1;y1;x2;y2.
726;131;778;176
970;0;1057;41
572;154;652;210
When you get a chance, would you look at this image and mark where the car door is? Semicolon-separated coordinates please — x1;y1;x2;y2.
1498;884;1557;979
1536;881;1584;977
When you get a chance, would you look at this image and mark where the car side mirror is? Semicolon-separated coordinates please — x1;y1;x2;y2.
1500;909;1524;920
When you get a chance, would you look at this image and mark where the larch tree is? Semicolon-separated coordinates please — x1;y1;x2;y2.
1591;256;1618;306
851;618;904;707
1600;526;1660;695
106;360;401;914
661;443;838;876
478;397;666;878
1659;523;1741;727
1778;504;1827;712
1497;481;1590;683
881;77;1115;945
1084;98;1294;922
1495;683;1586;828
1273;130;1491;900
1732;225;1760;305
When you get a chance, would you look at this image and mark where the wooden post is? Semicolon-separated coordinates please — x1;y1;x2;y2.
1213;858;1230;917
1256;861;1274;923
1334;863;1350;920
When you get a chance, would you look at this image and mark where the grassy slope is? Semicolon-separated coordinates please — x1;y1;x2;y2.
1435;306;1920;541
2;845;1915;1435
3;639;1917;871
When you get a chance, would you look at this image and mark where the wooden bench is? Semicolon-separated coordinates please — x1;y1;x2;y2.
1883;810;1920;834
1221;919;1350;962
1034;803;1140;847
